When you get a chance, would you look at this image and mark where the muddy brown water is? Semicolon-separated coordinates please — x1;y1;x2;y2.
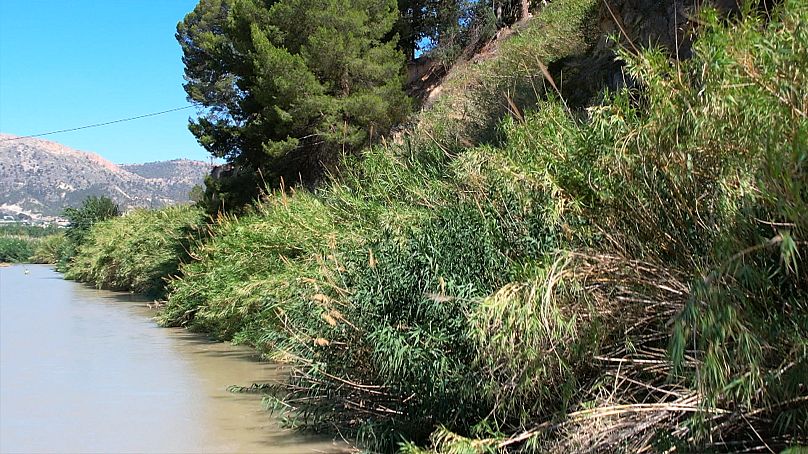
0;264;345;454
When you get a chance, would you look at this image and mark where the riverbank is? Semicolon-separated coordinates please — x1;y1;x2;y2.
61;2;806;452
0;227;46;263
0;264;346;453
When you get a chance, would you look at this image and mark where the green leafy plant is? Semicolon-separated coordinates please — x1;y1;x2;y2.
65;205;204;297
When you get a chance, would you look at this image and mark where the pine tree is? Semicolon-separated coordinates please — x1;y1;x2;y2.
178;0;410;209
394;0;469;61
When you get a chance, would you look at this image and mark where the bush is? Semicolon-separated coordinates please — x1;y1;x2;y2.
411;2;808;451
0;224;60;238
159;190;343;342
271;2;807;450
287;204;513;447
67;0;808;450
30;233;67;264
58;196;121;268
0;237;37;263
65;205;204;297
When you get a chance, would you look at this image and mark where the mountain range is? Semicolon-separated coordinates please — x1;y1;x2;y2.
0;133;210;218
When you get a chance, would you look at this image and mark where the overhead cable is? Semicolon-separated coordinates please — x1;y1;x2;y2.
0;106;195;142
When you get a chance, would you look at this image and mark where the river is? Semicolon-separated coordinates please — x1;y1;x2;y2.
0;264;343;454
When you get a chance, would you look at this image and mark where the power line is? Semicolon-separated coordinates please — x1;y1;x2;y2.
0;106;196;142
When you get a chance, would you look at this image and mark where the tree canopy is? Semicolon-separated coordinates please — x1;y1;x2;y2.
63;196;120;246
395;0;463;60
178;0;410;207
394;0;530;60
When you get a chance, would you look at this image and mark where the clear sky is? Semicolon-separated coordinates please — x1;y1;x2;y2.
0;0;211;164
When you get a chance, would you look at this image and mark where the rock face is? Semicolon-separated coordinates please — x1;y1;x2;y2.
595;0;741;59
555;0;744;106
0;133;209;217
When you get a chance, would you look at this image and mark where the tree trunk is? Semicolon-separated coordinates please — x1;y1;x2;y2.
521;0;529;20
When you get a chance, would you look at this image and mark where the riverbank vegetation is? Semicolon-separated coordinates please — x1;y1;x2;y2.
63;0;806;451
0;196;124;267
0;224;61;263
65;205;204;297
30;233;68;265
0;236;37;263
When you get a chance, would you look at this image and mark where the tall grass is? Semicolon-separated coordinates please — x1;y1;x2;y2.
412;0;600;153
406;2;806;451
275;2;805;450
0;237;38;263
0;225;59;263
65;205;204;297
159;190;346;344
67;0;807;450
30;233;67;264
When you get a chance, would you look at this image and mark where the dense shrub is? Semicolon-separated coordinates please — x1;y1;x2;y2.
279;3;807;450
65;205;204;297
57;196;121;268
0;224;60;238
159;191;343;342
406;2;806;451
30;233;67;264
69;0;807;451
0;237;37;263
62;196;120;246
0;225;60;263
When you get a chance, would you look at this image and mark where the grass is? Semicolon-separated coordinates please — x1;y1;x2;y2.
0;225;62;263
158;190;345;344
65;205;204;297
65;0;807;451
412;0;600;153
30;233;67;264
0;236;38;263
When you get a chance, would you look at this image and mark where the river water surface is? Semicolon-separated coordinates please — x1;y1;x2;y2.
0;264;343;454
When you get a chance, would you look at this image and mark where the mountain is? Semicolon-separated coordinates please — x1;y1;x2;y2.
119;160;211;202
0;133;209;218
120;160;210;184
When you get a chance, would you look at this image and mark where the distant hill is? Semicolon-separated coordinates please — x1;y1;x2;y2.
0;133;209;218
120;160;209;184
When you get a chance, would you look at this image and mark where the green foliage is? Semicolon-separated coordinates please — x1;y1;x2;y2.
188;184;205;204
451;2;806;450
62;196;120;246
66;0;808;451
653;3;808;438
30;233;67;264
159;190;342;341
65;205;204;297
58;196;120;269
0;237;37;263
491;0;531;26
327;204;511;446
273;2;806;450
468;258;594;428
0;225;59;263
200;171;261;216
414;0;599;153
0;224;60;238
394;0;509;63
396;0;456;61
179;0;410;210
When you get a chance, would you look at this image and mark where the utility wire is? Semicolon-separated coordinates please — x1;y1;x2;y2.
0;106;196;142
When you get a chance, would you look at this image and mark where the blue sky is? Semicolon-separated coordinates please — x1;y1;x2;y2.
0;0;210;164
